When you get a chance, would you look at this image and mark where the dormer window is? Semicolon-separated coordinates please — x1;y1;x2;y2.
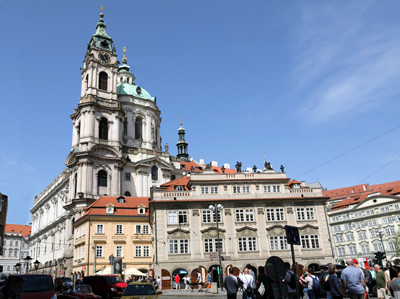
175;186;184;191
116;197;126;203
138;208;145;215
107;207;113;214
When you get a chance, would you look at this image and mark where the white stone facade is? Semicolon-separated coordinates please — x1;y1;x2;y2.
327;193;400;264
150;170;334;288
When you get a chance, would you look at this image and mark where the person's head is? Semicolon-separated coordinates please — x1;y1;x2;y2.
346;258;353;266
229;268;234;275
387;262;392;268
244;268;249;274
158;276;160;279
352;259;359;267
197;271;200;274
258;266;265;274
397;270;400;278
328;264;336;275
284;262;291;270
374;264;381;272
308;269;315;275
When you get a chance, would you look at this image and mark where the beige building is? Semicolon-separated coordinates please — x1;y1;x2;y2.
72;196;152;280
150;164;334;288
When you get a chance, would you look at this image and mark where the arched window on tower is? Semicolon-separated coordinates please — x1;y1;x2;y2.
76;123;80;144
124;191;131;196
72;217;75;235
151;165;158;181
98;170;108;187
99;117;108;140
74;173;78;197
85;74;89;90
99;72;108;91
135;117;143;140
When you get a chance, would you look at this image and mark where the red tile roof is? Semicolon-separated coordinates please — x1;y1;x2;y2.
370;180;400;193
323;184;369;200
5;224;31;237
160;176;191;191
207;165;237;174
82;196;150;217
179;161;237;174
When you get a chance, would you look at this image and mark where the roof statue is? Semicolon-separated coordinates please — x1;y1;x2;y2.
253;165;257;173
280;165;285;173
264;160;273;171
235;162;242;173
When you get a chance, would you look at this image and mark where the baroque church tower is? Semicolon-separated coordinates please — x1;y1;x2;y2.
65;9;182;206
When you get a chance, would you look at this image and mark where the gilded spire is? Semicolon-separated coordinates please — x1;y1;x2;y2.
100;6;104;18
180;115;183;126
122;46;127;64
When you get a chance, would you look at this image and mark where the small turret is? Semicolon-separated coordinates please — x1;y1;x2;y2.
176;116;189;162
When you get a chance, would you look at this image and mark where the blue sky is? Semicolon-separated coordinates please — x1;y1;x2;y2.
1;1;400;225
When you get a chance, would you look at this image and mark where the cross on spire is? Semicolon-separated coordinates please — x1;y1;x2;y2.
99;6;104;17
122;46;127;63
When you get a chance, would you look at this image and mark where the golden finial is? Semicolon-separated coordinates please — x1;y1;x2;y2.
122;46;127;62
180;115;182;126
100;6;104;18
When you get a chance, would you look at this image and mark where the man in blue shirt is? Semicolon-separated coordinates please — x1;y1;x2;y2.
341;258;367;299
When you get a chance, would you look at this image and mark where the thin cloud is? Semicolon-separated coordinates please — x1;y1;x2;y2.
292;2;400;123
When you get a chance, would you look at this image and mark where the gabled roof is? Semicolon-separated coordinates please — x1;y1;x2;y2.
370;180;400;194
81;196;149;217
5;224;31;237
160;176;191;191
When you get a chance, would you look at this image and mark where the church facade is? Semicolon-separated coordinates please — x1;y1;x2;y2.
30;10;185;277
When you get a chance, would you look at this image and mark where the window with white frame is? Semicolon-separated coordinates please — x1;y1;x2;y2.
266;208;285;221
335;234;344;243
331;216;340;223
96;224;104;234
373;242;384;252
349;245;357;255
116;224;123;234
365;209;375;216
135;246;142;257
358;231;367;240
238;237;258;252
397;215;400;222
342;214;350;220
168;211;188;224
383;217;394;224
370;230;380;238
355;222;367;229
264;185;281;193
202;210;221;223
143;246;150;257
296;208;315;220
386;227;395;236
344;223;352;230
96;245;103;257
143;225;149;234
346;233;355;241
269;236;288;250
116;246;123;257
380;206;390;213
354;212;363;218
204;238;224;253
361;243;370;254
301;235;320;249
233;186;250;194
389;241;397;251
395;204;400;210
201;186;219;194
135;225;141;234
169;239;189;254
338;247;346;256
333;225;341;233
367;219;377;227
235;209;255;222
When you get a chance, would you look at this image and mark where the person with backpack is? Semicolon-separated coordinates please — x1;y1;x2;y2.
328;264;346;299
283;262;297;299
305;269;321;299
300;270;311;299
341;258;367;299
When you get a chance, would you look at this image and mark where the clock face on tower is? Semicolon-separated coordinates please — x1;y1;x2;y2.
99;52;111;64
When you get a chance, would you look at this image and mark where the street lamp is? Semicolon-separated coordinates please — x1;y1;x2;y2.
34;260;40;273
15;263;21;274
209;203;224;292
24;255;32;274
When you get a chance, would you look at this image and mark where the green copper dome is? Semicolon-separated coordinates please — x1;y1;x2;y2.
87;11;114;52
117;83;155;102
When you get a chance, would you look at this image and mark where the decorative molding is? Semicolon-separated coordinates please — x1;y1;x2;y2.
287;207;293;214
298;224;319;230
167;228;190;235
224;209;231;216
192;209;199;216
200;227;226;234
257;208;264;215
236;226;257;232
266;225;285;231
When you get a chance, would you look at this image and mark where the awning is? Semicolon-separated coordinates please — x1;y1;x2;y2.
124;268;145;276
94;267;112;275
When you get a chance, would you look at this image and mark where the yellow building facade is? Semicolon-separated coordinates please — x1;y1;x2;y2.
72;196;152;280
